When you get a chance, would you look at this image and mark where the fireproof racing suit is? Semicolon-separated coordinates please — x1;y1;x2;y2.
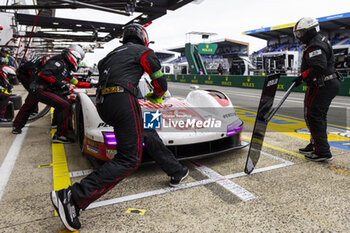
70;42;170;210
32;54;90;137
301;34;340;157
13;56;46;130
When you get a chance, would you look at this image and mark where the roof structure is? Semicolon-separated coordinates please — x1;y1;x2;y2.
243;12;350;41
1;0;194;55
168;38;250;56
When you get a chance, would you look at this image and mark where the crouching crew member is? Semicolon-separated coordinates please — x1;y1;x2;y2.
32;44;85;143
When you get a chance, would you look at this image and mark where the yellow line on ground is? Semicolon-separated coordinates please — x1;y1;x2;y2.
243;136;350;175
242;136;307;160
236;106;350;130
50;108;71;190
329;166;350;176
50;108;71;220
236;108;349;142
51;129;71;190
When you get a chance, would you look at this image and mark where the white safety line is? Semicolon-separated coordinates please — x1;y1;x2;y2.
87;179;214;210
86;152;295;210
191;161;256;201
0;127;28;202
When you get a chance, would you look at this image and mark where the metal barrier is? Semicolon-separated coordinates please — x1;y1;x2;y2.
165;74;350;96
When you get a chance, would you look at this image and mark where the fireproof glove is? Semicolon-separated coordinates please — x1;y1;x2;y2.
292;75;303;87
60;83;70;91
145;92;162;105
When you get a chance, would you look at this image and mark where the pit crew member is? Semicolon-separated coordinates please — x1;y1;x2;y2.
293;17;340;162
32;44;86;143
50;23;188;231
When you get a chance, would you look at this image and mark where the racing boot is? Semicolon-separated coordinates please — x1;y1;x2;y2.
52;133;75;144
170;166;189;187
12;127;22;134
50;187;81;231
305;152;333;162
299;143;314;155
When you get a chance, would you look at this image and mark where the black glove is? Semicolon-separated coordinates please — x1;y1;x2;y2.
292;76;303;87
59;83;70;92
90;82;98;88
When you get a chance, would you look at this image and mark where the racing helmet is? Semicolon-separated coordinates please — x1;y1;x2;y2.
122;23;149;46
41;55;52;65
62;44;85;71
0;65;17;81
293;17;320;44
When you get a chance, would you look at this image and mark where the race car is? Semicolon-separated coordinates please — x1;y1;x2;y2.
72;76;246;163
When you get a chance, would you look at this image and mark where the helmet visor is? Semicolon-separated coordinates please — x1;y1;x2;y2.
293;30;305;39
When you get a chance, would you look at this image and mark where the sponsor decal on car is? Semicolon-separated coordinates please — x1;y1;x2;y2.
87;145;99;155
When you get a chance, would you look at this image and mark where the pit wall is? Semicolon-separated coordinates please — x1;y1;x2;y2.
165;74;350;96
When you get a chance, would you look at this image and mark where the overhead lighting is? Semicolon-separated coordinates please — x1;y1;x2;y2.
141;14;148;18
53;22;59;25
76;24;82;27
100;26;106;29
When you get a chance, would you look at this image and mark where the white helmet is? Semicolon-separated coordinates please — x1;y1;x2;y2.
293;17;320;44
1;65;17;80
63;44;85;71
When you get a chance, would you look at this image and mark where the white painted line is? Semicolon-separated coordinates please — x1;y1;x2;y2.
191;162;256;201
87;178;214;210
260;150;295;165
0;127;28;202
85;145;296;210
87;160;294;210
69;169;93;178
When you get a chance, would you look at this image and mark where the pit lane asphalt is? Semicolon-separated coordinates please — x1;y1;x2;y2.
0;83;349;232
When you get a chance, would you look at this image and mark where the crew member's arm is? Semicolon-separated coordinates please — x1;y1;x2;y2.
64;75;91;88
301;46;327;80
140;50;167;97
38;60;64;87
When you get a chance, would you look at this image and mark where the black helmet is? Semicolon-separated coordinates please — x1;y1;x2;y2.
122;23;149;46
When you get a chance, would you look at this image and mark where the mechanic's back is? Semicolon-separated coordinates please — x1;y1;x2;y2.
98;40;166;97
50;23;168;232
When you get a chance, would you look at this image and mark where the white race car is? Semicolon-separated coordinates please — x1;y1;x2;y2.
72;76;246;163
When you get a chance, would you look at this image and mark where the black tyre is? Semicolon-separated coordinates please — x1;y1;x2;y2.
4;101;14;120
0;103;50;128
75;98;85;153
27;105;51;123
0;102;14;127
10;94;22;110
